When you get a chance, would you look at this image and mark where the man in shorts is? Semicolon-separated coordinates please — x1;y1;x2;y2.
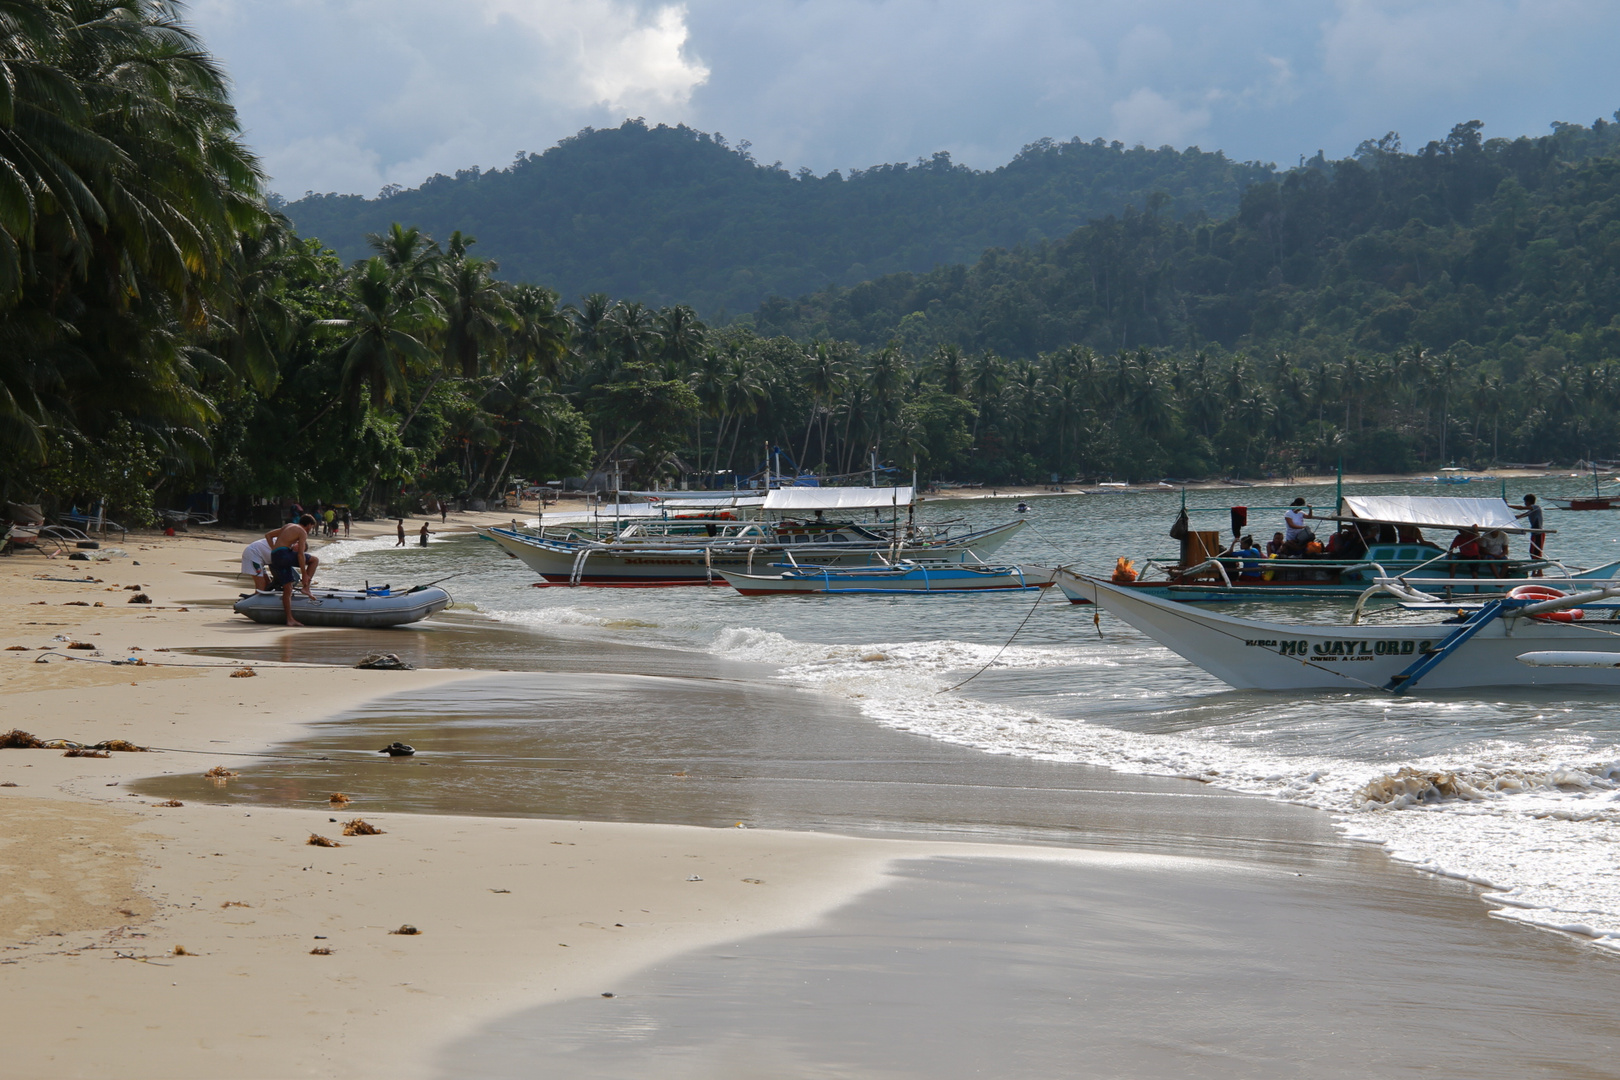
266;515;319;626
1513;494;1545;576
240;536;273;591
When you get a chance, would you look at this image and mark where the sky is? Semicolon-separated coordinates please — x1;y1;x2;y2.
186;0;1620;200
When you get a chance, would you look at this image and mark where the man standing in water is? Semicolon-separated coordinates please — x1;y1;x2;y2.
1513;494;1545;575
419;520;431;547
396;518;406;547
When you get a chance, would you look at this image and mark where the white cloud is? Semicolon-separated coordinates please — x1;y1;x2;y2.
1109;88;1212;148
186;0;1620;197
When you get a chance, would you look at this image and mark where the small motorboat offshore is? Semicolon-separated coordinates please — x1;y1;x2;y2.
232;583;452;628
1062;569;1620;693
717;559;1057;595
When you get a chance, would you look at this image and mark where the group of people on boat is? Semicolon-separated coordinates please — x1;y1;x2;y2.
1217;493;1551;581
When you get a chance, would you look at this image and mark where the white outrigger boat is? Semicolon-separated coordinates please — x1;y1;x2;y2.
717;558;1055;595
1062;569;1620;692
481;486;1025;586
232;584;452;628
1060;494;1620;605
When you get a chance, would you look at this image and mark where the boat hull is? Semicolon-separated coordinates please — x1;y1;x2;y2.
1059;558;1620;605
1062;570;1620;691
232;586;451;628
482;521;1026;585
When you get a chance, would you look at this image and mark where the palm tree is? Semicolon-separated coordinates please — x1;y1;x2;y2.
438;235;515;378
655;304;705;380
318;256;443;425
505;283;571;384
799;340;843;471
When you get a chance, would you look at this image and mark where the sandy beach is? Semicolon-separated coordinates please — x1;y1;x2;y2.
4;510;1620;1079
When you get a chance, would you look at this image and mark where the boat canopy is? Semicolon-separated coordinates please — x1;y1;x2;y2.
1338;495;1547;534
763;486;914;511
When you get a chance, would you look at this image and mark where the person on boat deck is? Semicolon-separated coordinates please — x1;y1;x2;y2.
1329;525;1368;560
1448;527;1482;578
1397;524;1426;544
1512;494;1545;575
1232;535;1263;580
1480;529;1509;577
1266;532;1286;557
1282;498;1312;556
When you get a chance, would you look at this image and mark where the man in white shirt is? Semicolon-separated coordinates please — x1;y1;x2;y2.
240;537;273;591
1282;497;1311;553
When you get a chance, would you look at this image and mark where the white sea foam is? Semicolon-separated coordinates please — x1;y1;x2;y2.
707;625;1620;948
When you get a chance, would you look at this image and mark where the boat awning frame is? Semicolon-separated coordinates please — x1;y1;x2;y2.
1332;495;1551;535
762;486;914;512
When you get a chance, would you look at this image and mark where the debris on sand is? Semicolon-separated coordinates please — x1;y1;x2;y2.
328;793;351;806
127;593;151;604
306;834;342;848
0;782;17;787
221;901;250;909
63;601;89;607
389;925;420;936
152;800;183;807
94;740;148;753
0;729;44;749
63;748;110;758
378;742;415;757
66;641;95;649
172;946;192;956
229;667;256;678
204;766;238;780
342;819;383;836
6;645;29;651
309;946;332;955
355;652;413;670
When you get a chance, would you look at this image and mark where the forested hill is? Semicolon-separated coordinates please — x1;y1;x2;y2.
754;118;1620;370
283;120;1274;316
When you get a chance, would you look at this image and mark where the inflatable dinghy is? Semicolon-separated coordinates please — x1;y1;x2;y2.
232;584;451;628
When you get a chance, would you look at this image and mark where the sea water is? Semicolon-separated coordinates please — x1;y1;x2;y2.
321;481;1620;948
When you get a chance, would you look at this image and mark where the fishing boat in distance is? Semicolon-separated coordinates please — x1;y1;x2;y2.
1063;571;1620;692
1059;494;1620;604
717;558;1055;595
481;485;1025;586
1545;464;1620;510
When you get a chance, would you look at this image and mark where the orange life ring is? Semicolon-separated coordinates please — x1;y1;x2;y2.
1508;584;1584;621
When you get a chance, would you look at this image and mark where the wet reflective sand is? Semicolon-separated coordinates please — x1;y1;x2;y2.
438;855;1620;1080
161;619;1620;1079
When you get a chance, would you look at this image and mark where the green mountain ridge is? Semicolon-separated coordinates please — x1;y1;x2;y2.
283;119;1276;317
755;119;1620;368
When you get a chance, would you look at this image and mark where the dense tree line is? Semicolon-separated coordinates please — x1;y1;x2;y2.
284;119;1275;319
750;117;1620;475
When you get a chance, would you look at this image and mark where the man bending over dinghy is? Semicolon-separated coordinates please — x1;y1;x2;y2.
266;515;319;627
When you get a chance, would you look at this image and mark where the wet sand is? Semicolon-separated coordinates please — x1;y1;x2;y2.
441;855;1620;1080
163;623;1620;1078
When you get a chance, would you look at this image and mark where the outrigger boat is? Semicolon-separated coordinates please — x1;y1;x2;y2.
1059;494;1620;604
1062;570;1620;692
717;558;1055;595
481;485;1025;586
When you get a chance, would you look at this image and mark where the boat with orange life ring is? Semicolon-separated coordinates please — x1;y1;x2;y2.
1507;584;1584;621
